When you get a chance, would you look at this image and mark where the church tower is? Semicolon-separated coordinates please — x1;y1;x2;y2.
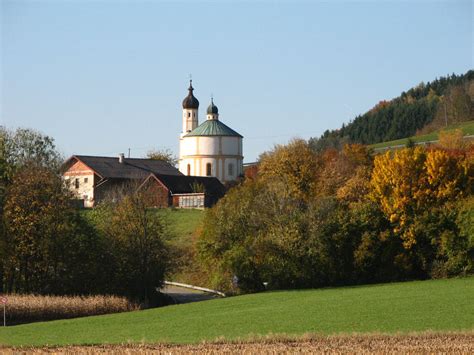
181;80;199;138
179;82;243;183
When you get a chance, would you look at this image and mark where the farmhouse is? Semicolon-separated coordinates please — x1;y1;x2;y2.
62;155;225;208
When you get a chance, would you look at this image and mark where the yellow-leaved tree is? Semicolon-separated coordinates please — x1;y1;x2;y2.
371;146;471;248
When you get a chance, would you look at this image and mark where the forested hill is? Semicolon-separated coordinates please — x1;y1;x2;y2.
309;70;474;151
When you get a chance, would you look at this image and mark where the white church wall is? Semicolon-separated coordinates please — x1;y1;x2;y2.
178;159;188;175
180;137;197;155
221;137;240;155
198;137;220;155
179;136;244;181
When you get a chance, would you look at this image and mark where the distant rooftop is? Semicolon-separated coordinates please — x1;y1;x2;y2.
65;155;182;179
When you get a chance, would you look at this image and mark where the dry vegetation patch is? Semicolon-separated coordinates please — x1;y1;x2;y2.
3;294;138;325
3;332;473;354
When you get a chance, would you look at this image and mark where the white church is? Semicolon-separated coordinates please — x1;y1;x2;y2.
178;81;243;183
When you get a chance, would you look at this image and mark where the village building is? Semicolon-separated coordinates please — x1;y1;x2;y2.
62;155;224;208
178;81;244;183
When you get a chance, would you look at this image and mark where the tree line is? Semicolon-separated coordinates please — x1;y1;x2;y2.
198;137;473;293
310;71;474;151
1;126;472;298
0;127;169;306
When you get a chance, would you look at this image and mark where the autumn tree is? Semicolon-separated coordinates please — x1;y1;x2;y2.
258;139;320;203
371;146;471;251
199;138;473;294
336;166;372;205
316;144;372;198
437;129;469;150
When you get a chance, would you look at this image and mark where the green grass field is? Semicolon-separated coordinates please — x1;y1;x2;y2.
82;207;204;248
1;277;472;347
370;120;474;149
156;208;205;284
158;208;204;247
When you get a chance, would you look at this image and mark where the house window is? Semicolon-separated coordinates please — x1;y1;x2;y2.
206;163;212;176
84;177;88;183
187;164;191;176
74;178;79;189
228;163;234;176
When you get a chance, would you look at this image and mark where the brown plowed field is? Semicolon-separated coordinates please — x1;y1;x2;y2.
2;332;473;354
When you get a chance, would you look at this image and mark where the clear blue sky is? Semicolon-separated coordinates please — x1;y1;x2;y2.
1;0;472;162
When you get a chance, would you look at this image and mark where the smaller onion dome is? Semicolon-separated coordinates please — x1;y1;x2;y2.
207;98;218;114
182;80;199;109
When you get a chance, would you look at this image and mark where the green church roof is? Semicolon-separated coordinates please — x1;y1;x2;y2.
185;120;243;138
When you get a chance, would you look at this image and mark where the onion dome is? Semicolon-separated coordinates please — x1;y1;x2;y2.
207;98;218;114
182;80;199;109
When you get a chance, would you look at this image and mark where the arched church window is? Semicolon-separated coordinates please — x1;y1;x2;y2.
187;164;191;176
206;163;212;176
228;163;234;176
188;112;191;117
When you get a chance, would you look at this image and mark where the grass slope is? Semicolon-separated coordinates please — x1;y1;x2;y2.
1;277;473;347
157;208;205;284
158;208;204;248
82;208;204;246
370;120;474;149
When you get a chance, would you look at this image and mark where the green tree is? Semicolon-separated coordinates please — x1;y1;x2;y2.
146;148;178;166
0;131;7;292
95;192;170;305
1;127;62;181
1;127;64;294
3;165;105;294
